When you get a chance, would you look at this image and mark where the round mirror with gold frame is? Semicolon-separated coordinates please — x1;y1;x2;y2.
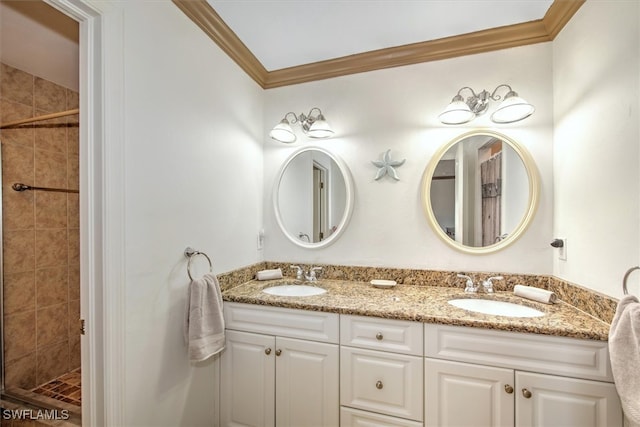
421;130;539;254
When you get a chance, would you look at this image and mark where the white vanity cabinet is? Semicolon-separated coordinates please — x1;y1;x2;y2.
221;302;339;427
340;315;424;426
424;324;623;427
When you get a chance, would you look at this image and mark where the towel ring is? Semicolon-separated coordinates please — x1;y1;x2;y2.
623;266;640;295
184;247;213;281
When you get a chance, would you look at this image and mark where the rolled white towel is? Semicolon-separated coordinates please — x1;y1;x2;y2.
514;284;557;304
256;268;283;281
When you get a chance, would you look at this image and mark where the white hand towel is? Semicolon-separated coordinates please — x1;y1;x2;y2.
256;268;283;281
609;295;640;426
184;273;225;362
514;284;557;304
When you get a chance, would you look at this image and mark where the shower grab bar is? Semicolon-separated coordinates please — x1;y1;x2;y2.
623;266;640;296
12;183;79;194
0;108;79;129
184;247;213;281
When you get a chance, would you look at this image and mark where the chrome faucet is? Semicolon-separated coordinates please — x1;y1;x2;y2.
481;276;503;293
290;265;323;282
457;274;478;293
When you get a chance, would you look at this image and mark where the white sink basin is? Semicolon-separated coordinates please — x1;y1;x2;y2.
448;298;544;318
262;285;327;297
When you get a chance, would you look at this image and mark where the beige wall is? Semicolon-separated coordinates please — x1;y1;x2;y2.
0;62;80;390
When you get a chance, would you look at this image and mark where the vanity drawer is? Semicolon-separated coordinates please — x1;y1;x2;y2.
341;347;423;421
224;302;339;344
341;407;423;427
341;315;423;356
425;324;612;382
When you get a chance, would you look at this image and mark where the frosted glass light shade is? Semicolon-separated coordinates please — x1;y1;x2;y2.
307;115;334;139
269;119;296;143
438;100;475;125
491;94;535;123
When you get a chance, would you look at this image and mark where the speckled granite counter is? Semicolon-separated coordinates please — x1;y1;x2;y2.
222;278;611;341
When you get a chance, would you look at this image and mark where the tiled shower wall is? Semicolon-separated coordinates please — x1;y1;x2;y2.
0;63;80;390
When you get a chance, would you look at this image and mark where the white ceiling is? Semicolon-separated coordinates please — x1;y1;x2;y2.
208;0;554;71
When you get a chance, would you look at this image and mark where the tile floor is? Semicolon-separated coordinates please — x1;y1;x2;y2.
31;368;81;407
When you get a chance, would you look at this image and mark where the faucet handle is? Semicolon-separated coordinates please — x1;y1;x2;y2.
290;265;304;280
482;276;504;293
457;274;476;293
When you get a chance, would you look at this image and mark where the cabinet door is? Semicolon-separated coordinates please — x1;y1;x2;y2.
275;337;339;427
425;358;514;427
515;371;622;427
220;330;275;427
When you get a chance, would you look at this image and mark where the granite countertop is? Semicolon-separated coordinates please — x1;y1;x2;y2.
222;278;611;341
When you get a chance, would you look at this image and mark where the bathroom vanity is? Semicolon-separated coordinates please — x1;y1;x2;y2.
220;279;621;427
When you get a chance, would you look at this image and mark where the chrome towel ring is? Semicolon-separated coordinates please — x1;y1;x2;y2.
184;247;213;281
623;266;640;296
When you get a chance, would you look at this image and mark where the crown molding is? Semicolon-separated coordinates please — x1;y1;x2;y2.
173;0;585;89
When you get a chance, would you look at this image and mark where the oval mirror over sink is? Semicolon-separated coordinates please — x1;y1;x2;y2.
421;130;539;254
274;146;354;249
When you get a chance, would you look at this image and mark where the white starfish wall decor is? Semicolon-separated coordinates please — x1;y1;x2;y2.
372;149;406;181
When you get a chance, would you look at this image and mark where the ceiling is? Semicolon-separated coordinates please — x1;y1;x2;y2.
174;0;584;88
208;0;554;72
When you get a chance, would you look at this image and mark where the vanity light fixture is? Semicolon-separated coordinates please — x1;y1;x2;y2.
269;107;334;143
438;84;535;125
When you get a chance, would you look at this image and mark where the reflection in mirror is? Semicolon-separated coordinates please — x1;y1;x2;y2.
423;131;538;254
274;147;354;248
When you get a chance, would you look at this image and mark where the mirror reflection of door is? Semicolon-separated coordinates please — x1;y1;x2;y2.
312;162;328;241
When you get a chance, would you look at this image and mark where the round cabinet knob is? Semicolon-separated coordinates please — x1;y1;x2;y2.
504;384;514;394
265;348;272;355
522;388;532;399
375;381;383;390
375;332;384;341
275;349;282;356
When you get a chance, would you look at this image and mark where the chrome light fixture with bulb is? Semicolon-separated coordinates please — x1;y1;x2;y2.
438;84;535;125
269;107;335;143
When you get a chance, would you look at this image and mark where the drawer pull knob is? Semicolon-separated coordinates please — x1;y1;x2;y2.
504;384;514;394
275;349;282;356
522;388;532;399
375;332;384;340
265;348;272;355
375;381;383;389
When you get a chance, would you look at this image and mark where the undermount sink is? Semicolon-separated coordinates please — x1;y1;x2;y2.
448;298;544;318
262;284;327;297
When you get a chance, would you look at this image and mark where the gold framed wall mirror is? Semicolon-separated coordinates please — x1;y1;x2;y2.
421;130;539;254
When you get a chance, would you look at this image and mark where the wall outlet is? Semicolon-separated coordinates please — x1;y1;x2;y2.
257;229;265;250
558;238;567;261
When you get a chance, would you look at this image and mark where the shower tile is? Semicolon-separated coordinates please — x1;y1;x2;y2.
1;63;33;105
35;229;67;269
36;267;69;308
67;193;79;228
36;341;69;385
68;266;80;301
34;112;67;154
67;115;79;155
4;310;36;362
69;335;81;370
3;229;35;274
34;149;67;189
2;139;35;182
3;271;36;315
68;229;79;265
67;156;79;190
3;183;35;231
37;303;68;348
4;352;37;390
34;78;66;113
66;89;79;110
35;191;67;229
1;99;35;148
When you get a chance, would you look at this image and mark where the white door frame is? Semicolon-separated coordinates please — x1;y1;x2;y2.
42;1;125;425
